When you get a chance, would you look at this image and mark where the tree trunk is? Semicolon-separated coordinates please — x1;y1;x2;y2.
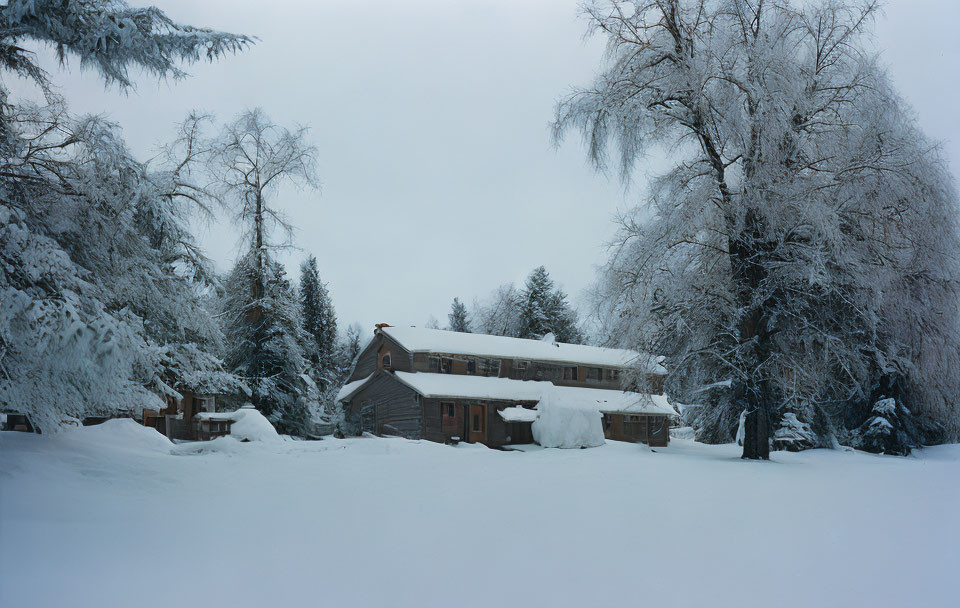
729;210;775;460
742;386;771;460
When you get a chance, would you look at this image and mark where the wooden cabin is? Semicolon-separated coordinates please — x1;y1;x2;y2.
339;371;674;448
347;325;667;393
192;412;236;441
338;326;676;449
142;391;220;441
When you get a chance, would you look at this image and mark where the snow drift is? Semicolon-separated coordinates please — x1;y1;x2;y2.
72;418;173;453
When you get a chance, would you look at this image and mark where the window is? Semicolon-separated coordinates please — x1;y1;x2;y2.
440;357;453;374
381;352;392;369
563;366;579;381
603;415;612;430
606;369;621;382
441;402;455;418
586;367;602;381
472;412;482;432
480;358;502;377
466;359;476;375
515;360;529;371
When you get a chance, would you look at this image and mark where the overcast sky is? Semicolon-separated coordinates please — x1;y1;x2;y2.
11;0;960;334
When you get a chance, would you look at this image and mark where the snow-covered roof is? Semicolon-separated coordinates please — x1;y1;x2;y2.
336;374;373;402
498;406;538;423
380;326;666;374
194;407;280;441
394;371;675;416
194;412;235;422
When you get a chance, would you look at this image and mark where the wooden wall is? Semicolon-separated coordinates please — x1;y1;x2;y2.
347;372;422;439
421;397;538;448
349;335;414;383
602;413;670;447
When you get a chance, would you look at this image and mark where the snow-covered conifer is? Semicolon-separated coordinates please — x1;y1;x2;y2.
447;297;471;333
518;267;583;344
299;255;338;388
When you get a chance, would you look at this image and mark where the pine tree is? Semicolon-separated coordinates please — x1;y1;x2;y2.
299;256;338;388
447;297;471;333
223;251;314;435
338;324;363;381
0;0;248;430
518;267;583;343
518;267;554;340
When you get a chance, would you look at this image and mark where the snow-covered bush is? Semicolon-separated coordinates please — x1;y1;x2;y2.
851;398;911;456
531;390;605;449
228;406;280;442
773;413;817;453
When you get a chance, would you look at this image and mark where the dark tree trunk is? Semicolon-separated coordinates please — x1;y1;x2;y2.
729;210;775;460
742;388;771;460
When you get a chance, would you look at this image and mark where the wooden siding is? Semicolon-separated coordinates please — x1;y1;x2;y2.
422;396;538;448
602;413;670;447
347;372;422;439
350;334;383;381
349;334;414;383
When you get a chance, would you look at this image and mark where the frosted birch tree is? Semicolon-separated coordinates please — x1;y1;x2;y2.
210;109;320;434
555;0;960;457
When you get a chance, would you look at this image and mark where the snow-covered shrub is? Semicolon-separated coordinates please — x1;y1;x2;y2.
772;413;817;452
531;390;605;449
229;406;280;442
851;398;911;456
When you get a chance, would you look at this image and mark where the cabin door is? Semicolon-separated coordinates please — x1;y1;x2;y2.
468;404;487;444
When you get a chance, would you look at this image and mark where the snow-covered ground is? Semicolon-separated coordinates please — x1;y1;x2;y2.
1;422;957;608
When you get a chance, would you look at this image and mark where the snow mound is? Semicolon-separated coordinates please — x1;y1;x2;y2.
532;389;605;449
229;407;280;442
74;419;172;453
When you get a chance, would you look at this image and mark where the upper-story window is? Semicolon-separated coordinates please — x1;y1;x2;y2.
586;367;603;382
381;352;392;369
563;366;579;381
607;369;621;382
440;357;453;374
466;359;476;375
514;360;529;374
480;358;502;377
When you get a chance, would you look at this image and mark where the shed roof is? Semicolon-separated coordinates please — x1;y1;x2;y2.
393;371;675;416
379;326;666;373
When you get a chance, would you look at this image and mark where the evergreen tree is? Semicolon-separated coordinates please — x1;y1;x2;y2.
447;297;471;333
518;267;554;340
518;266;583;343
223;251;314;435
299;255;338;388
0;3;248;430
337;324;363;382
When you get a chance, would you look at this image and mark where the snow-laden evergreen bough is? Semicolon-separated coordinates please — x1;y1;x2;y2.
0;1;250;430
554;0;960;455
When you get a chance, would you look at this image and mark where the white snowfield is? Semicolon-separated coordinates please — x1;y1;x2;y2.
1;424;957;608
380;325;667;373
